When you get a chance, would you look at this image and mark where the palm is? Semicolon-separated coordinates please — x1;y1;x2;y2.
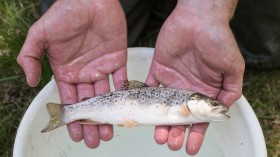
37;1;127;85
147;6;244;155
18;0;127;148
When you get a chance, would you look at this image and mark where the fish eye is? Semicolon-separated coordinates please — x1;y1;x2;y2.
193;95;200;99
212;102;219;106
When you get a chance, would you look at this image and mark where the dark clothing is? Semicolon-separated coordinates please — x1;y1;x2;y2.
39;0;280;69
39;0;55;15
230;0;280;69
120;0;176;46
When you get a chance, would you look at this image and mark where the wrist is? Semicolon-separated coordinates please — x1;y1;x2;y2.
176;0;238;23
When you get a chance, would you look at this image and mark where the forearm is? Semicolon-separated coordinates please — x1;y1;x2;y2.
176;0;238;22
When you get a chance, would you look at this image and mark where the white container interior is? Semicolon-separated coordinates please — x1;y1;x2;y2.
13;48;267;157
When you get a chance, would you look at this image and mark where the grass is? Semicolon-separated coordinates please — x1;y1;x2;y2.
0;1;279;157
0;0;52;156
243;68;280;156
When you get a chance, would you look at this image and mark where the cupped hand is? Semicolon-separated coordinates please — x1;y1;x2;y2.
17;0;127;148
146;0;244;155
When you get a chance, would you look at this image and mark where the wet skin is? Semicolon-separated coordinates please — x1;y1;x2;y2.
17;0;127;148
17;0;243;155
146;0;243;155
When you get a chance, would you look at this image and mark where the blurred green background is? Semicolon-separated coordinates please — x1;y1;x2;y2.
0;0;279;156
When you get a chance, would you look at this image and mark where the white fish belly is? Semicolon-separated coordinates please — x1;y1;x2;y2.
63;100;201;125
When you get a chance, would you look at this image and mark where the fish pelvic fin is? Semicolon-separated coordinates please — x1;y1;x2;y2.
41;103;65;133
120;80;148;90
123;119;138;129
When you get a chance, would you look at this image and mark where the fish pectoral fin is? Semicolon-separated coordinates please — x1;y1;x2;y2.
179;103;190;117
80;119;103;125
120;80;148;90
123;119;138;128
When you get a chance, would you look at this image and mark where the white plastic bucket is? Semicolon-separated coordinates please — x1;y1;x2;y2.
13;48;267;157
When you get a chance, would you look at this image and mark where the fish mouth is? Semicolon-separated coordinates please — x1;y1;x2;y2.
212;106;228;113
219;107;230;119
220;107;229;114
212;107;230;118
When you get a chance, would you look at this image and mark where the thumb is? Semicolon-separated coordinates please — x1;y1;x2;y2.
145;73;160;87
217;64;244;106
17;27;44;87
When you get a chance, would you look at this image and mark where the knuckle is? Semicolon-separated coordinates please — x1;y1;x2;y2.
16;54;23;65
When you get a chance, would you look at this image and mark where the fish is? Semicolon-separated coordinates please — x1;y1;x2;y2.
41;80;230;133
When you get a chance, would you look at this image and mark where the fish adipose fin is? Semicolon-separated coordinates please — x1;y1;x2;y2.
41;103;65;133
120;80;148;90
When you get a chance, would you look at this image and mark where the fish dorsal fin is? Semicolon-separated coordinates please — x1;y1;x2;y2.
120;80;148;90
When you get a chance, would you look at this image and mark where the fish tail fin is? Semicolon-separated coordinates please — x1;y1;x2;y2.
41;102;65;133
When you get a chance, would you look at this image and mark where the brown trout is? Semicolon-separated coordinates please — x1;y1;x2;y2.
42;81;229;133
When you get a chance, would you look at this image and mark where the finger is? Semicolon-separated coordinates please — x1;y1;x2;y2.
83;125;100;148
112;66;127;90
167;126;187;151
145;73;160;87
76;83;100;148
67;122;83;142
147;70;167;145
99;124;113;141
94;79;114;141
154;126;170;145
77;83;95;101
94;79;110;95
17;25;44;87
218;58;245;106
186;123;209;155
56;81;83;142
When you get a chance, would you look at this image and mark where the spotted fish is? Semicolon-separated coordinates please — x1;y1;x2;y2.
41;80;229;133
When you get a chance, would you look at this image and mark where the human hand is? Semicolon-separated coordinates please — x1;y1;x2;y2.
17;0;127;148
146;0;243;155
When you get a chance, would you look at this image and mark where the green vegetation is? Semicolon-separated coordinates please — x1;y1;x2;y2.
0;0;52;156
243;68;280;156
0;0;279;157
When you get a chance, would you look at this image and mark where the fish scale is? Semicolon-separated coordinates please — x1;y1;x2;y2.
41;81;230;133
